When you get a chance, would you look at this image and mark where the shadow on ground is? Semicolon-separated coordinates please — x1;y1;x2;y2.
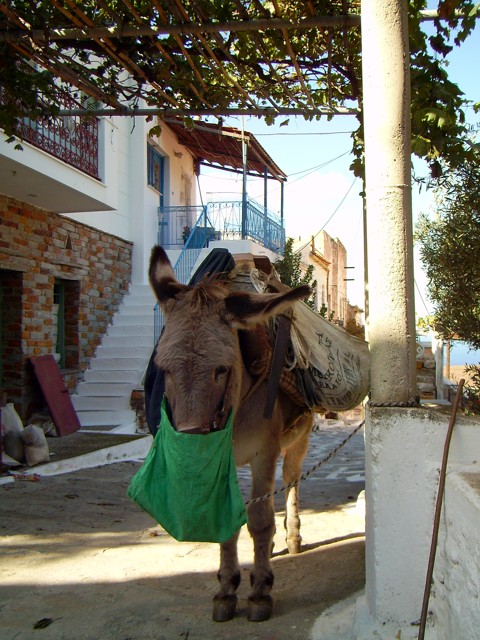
1;430;365;640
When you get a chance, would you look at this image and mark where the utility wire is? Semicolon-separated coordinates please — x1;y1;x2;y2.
255;130;355;137
414;277;431;315
294;176;359;254
287;150;350;179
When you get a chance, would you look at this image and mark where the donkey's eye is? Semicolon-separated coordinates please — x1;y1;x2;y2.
214;366;229;382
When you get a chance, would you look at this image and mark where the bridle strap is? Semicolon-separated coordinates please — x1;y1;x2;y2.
166;368;233;434
263;314;292;419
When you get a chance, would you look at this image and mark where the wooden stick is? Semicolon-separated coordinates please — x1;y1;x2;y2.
418;378;465;639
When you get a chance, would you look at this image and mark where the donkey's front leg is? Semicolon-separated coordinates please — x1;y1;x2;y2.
246;455;277;622
282;418;311;554
212;530;241;622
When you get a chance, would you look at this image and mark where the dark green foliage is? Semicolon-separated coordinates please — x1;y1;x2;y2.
463;364;480;414
274;238;317;309
0;1;478;179
415;152;480;348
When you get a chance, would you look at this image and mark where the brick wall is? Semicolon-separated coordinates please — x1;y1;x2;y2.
0;195;132;420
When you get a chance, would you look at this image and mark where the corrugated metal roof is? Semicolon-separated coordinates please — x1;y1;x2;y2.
164;118;287;182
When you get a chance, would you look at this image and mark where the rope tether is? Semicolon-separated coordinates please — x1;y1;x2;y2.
246;420;365;505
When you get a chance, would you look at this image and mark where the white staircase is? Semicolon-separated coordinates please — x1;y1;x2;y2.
72;284;157;434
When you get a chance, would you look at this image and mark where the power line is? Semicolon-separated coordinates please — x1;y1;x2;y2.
414;278;431;316
287;150;350;178
293;177;358;254
254;130;355;137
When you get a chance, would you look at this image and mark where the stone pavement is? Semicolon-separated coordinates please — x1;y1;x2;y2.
0;412;366;640
255;412;366;514
2;413;366;514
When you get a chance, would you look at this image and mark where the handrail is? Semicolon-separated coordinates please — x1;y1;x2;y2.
153;198;285;343
154;205;211;343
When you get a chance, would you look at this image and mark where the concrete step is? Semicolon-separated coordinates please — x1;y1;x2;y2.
75;409;136;427
89;357;148;371
123;294;155;303
128;284;153;294
106;324;154;338
112;314;154;326
72;395;131;411
74;283;157;436
75;382;135;397
94;346;153;359
83;369;145;384
100;335;153;349
116;305;155;316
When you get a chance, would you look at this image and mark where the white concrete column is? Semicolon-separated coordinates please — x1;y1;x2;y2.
356;2;424;637
361;0;417;403
128;117;159;284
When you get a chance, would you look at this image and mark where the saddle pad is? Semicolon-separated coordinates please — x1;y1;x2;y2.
128;397;247;543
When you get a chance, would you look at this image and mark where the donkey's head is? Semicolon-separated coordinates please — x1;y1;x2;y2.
149;246;309;433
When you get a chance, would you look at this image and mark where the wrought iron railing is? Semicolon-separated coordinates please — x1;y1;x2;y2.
15;96;100;179
159;198;284;254
154;205;215;342
153;198;285;343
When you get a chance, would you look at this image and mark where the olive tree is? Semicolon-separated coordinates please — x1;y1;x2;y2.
416;152;480;347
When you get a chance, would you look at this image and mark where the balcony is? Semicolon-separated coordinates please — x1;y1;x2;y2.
0;95;110;213
17;97;100;180
159;198;285;254
154;198;286;341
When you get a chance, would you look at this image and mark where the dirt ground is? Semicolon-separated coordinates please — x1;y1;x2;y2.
0;423;365;640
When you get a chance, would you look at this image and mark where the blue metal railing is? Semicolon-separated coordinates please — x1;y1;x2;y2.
173;206;215;284
154;206;214;342
158;204;206;248
204;199;285;253
153;198;285;343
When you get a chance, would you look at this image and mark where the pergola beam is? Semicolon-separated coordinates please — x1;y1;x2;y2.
56;106;359;117
0;8;475;43
0;15;361;42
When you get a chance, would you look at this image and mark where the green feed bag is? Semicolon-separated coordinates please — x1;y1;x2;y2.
127;397;247;543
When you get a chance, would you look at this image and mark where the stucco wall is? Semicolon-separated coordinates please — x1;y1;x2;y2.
294;231;347;322
431;469;480;639
65;117;197;284
354;404;480;639
0;195;132;420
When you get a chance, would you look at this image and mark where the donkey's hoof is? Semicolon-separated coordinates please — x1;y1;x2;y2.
286;537;302;554
247;595;273;622
212;594;237;622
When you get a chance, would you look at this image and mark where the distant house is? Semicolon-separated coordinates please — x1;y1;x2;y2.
293;232;348;325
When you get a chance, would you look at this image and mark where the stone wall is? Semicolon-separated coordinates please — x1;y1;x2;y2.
0;195;132;420
416;342;436;399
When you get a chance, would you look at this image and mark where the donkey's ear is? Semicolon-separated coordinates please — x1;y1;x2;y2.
224;285;311;328
149;245;190;306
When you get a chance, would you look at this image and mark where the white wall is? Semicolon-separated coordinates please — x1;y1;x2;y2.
65;116;197;284
431;469;480;639
353;404;480;639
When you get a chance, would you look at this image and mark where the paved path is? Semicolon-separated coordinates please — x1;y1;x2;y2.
0;417;366;640
236;416;366;513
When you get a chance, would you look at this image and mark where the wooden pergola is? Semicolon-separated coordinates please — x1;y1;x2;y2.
3;2;479;634
0;1;363;120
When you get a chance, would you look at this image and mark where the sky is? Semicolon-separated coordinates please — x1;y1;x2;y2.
196;10;480;320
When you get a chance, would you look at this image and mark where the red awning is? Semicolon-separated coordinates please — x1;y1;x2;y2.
164;118;287;183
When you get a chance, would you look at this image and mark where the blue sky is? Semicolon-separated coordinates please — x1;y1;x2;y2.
197;11;479;315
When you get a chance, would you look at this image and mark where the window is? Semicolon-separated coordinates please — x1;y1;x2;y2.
147;144;165;204
52;279;79;370
53;281;66;367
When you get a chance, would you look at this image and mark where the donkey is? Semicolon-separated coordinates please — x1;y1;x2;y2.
149;246;316;622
